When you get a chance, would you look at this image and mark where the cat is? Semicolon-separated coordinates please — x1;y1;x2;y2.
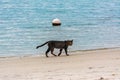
36;40;73;57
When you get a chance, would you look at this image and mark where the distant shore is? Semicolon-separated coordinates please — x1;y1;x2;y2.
0;47;120;80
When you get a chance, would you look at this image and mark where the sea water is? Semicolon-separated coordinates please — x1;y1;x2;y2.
0;0;120;56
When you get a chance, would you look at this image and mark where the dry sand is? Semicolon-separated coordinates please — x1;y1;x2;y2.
0;48;120;80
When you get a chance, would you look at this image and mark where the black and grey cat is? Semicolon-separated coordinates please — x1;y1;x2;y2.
36;40;73;57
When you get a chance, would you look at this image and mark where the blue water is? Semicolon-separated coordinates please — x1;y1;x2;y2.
0;0;120;56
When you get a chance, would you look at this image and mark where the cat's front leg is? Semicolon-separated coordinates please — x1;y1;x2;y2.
58;49;63;56
64;48;69;56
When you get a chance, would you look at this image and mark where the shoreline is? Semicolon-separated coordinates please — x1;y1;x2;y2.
72;47;120;52
0;47;120;58
0;47;120;80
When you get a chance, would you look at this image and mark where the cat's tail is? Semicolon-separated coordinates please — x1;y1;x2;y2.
36;41;48;49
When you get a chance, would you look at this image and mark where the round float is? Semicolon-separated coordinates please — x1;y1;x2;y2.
52;18;61;26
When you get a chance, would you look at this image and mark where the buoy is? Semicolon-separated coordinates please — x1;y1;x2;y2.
52;18;61;26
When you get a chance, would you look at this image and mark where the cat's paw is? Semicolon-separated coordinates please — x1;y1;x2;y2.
66;54;69;56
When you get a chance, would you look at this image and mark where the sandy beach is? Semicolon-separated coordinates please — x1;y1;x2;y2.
0;48;120;80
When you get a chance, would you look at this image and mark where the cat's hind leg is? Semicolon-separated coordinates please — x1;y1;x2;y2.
45;48;50;57
51;48;57;56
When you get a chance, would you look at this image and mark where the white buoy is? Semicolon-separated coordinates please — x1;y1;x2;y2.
52;18;61;26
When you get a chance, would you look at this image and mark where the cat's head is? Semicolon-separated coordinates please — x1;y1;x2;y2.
66;40;73;46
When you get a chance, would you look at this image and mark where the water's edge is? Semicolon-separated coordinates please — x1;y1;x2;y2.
0;47;119;59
